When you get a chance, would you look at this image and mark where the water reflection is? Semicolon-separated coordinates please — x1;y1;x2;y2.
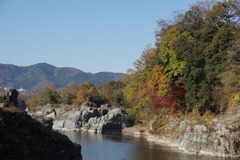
62;132;238;160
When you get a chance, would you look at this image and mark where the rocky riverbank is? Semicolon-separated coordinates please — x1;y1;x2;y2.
28;103;132;133
8;81;238;158
30;101;240;158
0;107;82;160
123;108;240;158
0;87;82;160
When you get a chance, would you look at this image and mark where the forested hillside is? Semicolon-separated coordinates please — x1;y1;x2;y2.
0;63;123;92
123;0;240;119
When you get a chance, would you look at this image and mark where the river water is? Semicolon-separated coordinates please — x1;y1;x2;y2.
62;132;238;160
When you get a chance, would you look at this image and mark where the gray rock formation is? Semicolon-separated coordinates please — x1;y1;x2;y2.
0;87;18;108
177;122;240;157
33;103;131;133
148;118;240;157
53;108;82;130
82;108;129;133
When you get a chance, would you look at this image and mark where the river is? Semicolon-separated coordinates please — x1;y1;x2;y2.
62;132;238;160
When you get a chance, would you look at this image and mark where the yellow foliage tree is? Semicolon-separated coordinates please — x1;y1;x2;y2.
61;84;79;104
73;82;99;105
147;66;171;97
158;26;188;78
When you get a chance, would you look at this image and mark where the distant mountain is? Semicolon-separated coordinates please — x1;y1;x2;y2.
0;63;123;92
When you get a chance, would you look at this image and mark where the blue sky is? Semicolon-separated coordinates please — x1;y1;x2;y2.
0;0;200;73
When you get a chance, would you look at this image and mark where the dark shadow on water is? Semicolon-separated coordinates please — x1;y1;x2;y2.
62;131;238;160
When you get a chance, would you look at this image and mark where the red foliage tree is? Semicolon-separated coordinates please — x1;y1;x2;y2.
150;82;186;111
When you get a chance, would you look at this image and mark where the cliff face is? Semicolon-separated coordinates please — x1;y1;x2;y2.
0;108;82;160
150;120;240;157
146;107;240;158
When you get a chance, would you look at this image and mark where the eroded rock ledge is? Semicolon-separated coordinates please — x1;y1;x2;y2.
123;109;240;158
29;103;132;133
146;120;240;158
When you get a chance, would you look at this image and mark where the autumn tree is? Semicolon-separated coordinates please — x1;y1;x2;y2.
25;85;61;108
216;31;240;111
97;81;126;107
73;82;104;106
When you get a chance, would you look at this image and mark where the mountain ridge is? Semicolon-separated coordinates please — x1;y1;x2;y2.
0;63;123;92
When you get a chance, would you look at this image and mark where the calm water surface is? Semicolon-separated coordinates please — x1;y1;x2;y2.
62;132;238;160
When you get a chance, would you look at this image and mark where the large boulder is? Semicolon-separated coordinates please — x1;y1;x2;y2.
0;87;18;108
53;108;81;130
53;105;100;131
82;107;130;133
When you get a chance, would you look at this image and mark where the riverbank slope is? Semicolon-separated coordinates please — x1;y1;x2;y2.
123;107;240;158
